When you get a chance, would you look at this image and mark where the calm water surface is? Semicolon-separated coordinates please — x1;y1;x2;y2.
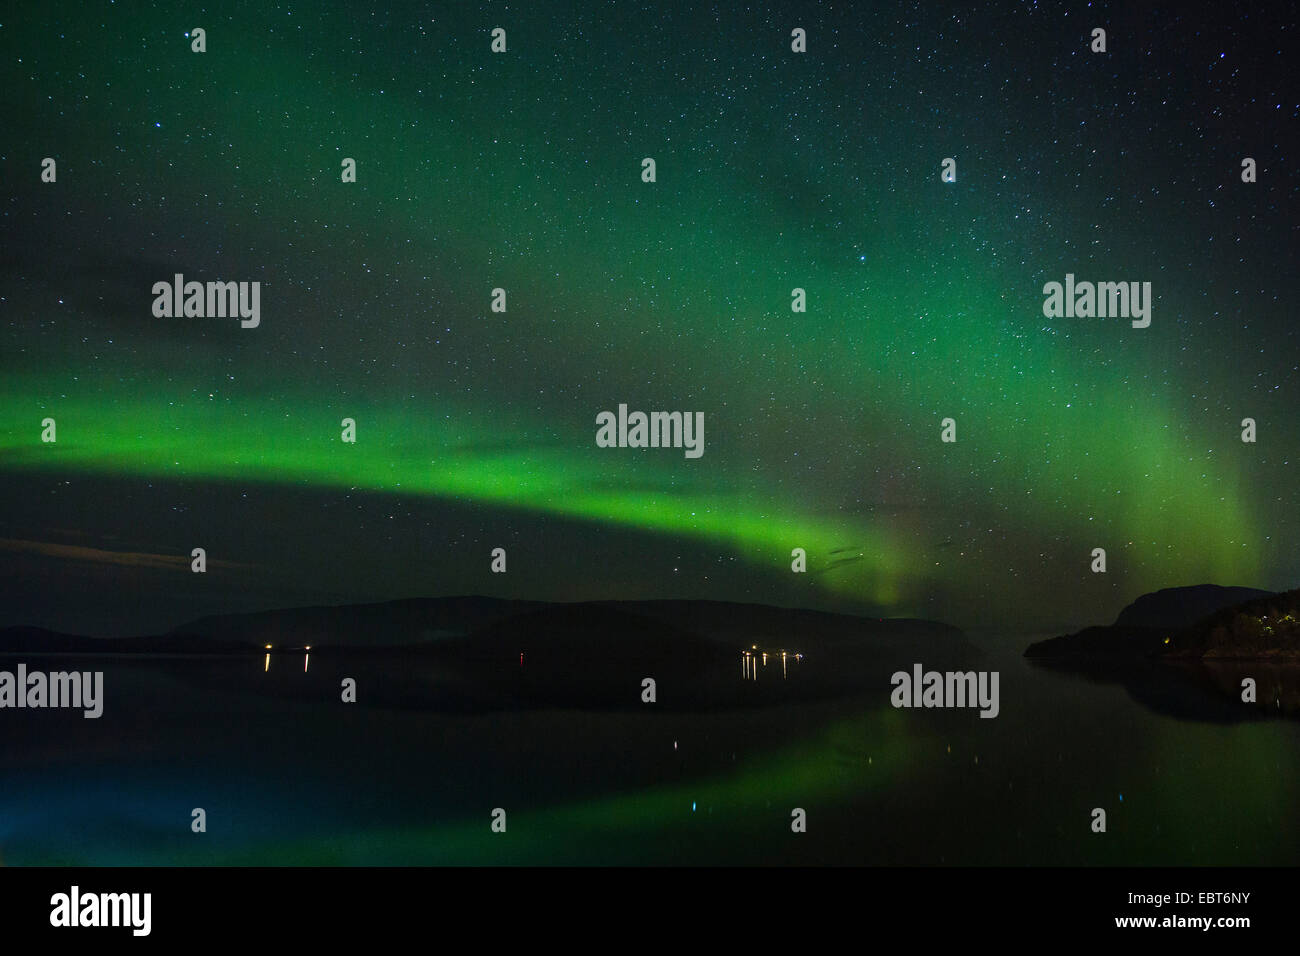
1;640;1296;865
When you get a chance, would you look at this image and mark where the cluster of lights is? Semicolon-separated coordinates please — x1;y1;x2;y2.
741;645;803;680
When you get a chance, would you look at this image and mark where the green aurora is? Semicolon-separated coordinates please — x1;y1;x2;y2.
2;2;1295;629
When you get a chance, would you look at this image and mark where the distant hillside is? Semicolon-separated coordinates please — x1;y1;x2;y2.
1159;589;1300;659
441;602;729;677
610;599;968;648
0;597;976;711
169;595;545;648
1;596;970;662
1026;584;1280;659
1114;585;1273;629
0;597;543;653
0;625;250;654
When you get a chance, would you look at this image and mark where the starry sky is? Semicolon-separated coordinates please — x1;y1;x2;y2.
1;1;1296;636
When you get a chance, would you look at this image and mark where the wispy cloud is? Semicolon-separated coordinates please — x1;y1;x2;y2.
0;538;253;571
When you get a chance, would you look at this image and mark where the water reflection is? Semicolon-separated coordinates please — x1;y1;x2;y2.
1029;657;1300;723
741;645;802;680
4;639;1300;865
260;644;314;675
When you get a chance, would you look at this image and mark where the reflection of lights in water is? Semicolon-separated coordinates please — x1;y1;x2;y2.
264;653;270;673
740;646;800;680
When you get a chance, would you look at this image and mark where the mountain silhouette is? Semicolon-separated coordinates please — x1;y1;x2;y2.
1026;584;1279;659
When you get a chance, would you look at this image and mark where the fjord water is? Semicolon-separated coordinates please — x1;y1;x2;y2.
1;640;1296;865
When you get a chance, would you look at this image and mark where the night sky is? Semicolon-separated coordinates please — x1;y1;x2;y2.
2;1;1296;636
